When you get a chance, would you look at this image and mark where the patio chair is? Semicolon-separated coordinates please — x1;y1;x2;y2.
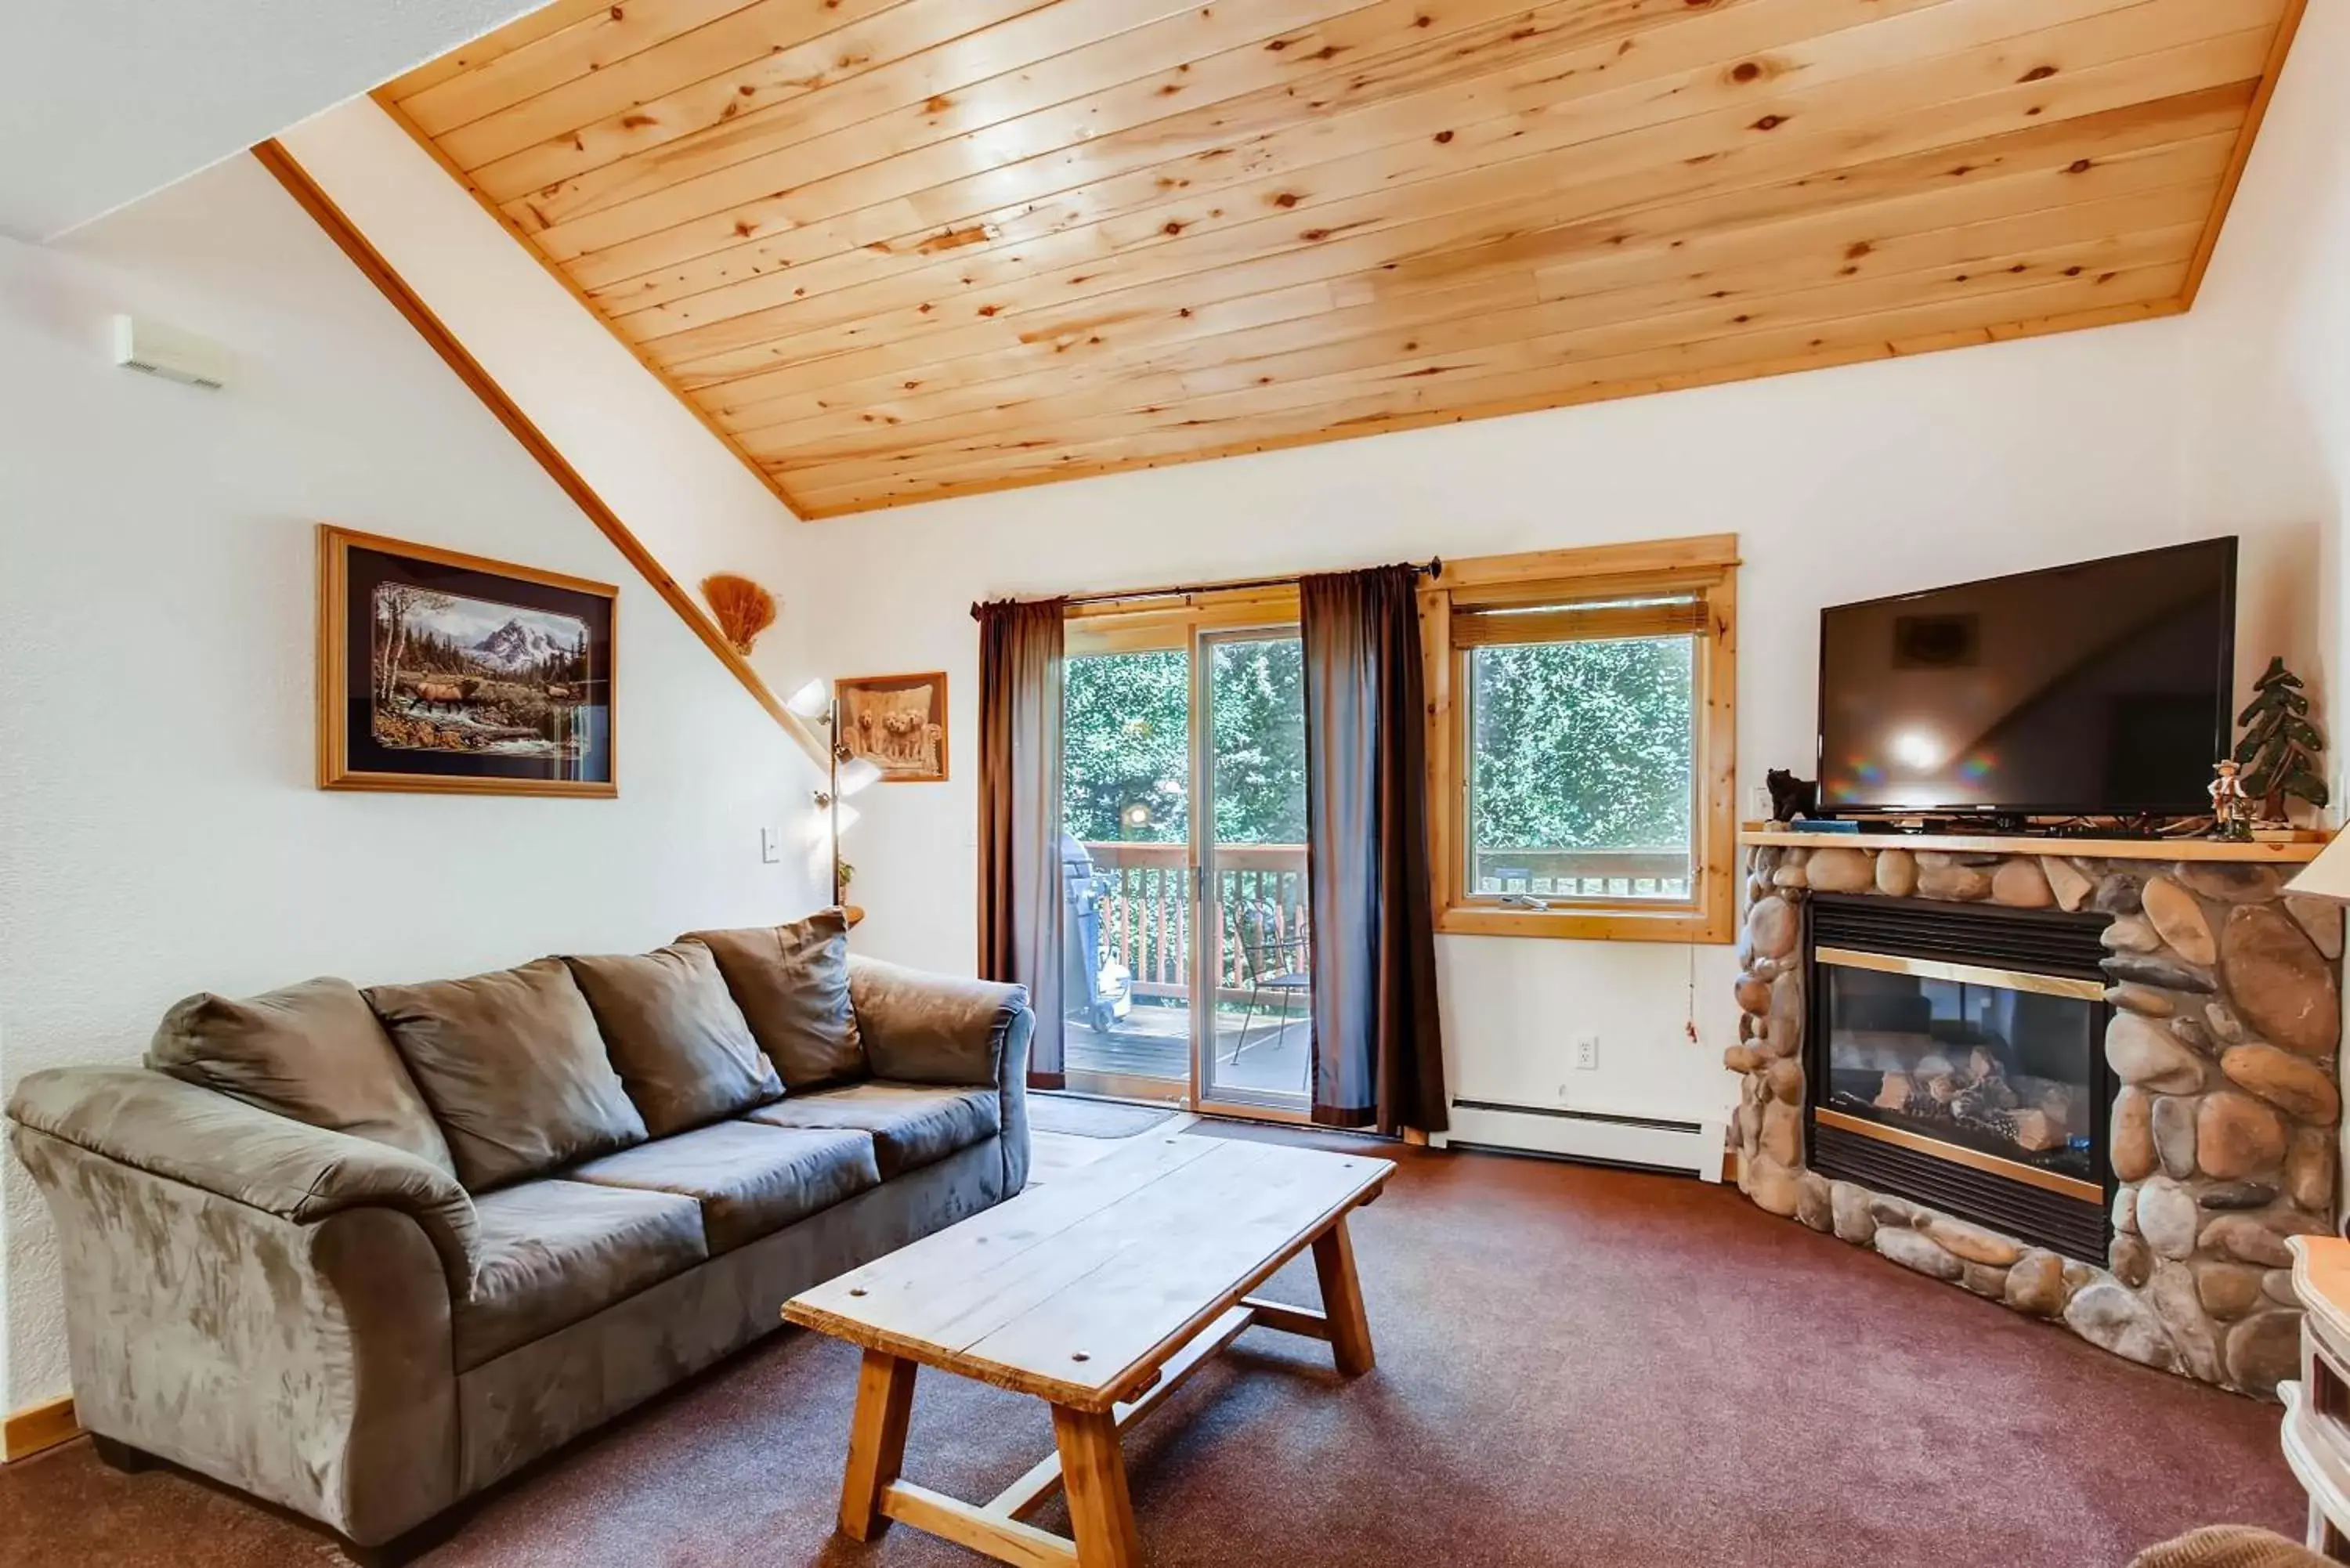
1226;899;1310;1065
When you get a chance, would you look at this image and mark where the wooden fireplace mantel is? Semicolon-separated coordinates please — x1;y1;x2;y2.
1737;825;2326;865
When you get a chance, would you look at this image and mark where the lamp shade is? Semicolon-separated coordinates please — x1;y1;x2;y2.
2286;833;2350;902
785;677;830;719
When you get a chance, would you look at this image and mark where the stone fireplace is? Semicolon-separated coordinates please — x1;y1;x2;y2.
1728;833;2342;1396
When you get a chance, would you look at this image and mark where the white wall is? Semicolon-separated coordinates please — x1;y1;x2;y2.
797;11;2350;1136
0;154;827;1409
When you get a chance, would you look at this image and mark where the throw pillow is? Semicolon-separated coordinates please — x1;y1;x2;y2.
366;956;646;1191
563;944;783;1136
682;910;864;1089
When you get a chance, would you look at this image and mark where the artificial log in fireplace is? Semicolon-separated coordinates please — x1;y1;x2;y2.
1806;895;2117;1263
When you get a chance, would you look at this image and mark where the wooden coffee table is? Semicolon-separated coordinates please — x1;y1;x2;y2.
783;1133;1393;1567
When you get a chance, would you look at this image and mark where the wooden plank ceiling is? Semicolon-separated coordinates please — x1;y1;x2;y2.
380;0;2303;518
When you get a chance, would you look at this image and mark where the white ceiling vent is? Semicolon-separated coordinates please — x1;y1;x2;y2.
111;315;231;391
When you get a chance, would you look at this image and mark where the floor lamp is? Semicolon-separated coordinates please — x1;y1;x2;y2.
787;679;880;907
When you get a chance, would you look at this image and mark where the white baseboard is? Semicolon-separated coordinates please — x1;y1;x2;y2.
1439;1100;1727;1181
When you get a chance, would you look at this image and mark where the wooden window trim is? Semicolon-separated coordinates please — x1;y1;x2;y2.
1423;534;1739;945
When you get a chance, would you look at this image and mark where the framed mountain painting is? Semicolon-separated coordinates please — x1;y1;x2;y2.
316;525;617;797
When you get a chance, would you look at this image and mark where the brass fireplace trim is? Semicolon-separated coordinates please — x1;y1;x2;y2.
1813;1107;2104;1202
1814;945;2107;1002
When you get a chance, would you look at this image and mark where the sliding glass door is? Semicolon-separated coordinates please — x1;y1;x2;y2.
1058;611;1312;1118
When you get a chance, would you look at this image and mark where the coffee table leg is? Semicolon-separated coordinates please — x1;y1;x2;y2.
1050;1404;1142;1568
839;1349;917;1541
1312;1213;1376;1376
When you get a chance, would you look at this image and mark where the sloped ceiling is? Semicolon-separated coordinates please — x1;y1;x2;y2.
0;0;547;240
381;0;2304;517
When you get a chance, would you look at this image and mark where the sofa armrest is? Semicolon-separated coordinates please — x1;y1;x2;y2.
7;1066;476;1293
848;957;1034;1193
8;1121;460;1546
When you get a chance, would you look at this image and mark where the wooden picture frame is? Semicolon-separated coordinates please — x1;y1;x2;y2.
317;524;618;797
837;671;949;783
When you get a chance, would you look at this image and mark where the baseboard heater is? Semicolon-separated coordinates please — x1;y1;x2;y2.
1438;1100;1726;1182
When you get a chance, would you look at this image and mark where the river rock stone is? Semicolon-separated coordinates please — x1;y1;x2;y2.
2105;983;2175;1017
2149;1260;2224;1382
1876;1227;1964;1281
2195;1260;2269;1321
2198;1181;2279;1212
1796;1172;1833;1232
2005;1250;2068;1317
1875;849;1918;897
2196;1090;2290;1180
2111;1086;2157;1181
2288;893;2346;959
2265;1270;2298;1306
2205;1000;2246;1044
2200;1213;2304;1268
1830;1180;1876;1245
2044;857;2094;912
2142;876;2218;965
1748;895;1798;959
2288;1129;2337;1210
2064;1281;2178;1371
2092;874;2145;916
1734;974;1771;1014
2110;1232;2154;1288
2152;1094;2197;1180
1765;971;1804;1060
2106;1013;2207;1093
2226;1310;2303;1396
2136;1177;2200;1259
1961;1262;2010;1299
1924;1215;2024;1267
1867;1194;1916;1229
1772;863;1808;888
2102;915;2162;954
1991;858;2052;909
1723;1045;1762;1073
1760;1100;1802;1167
2220;1043;2341;1124
2114;1186;2138;1235
2222;903;2340;1057
2100;955;2216;994
2171;1016;2213;1053
1805;847;1873;893
2179;863;2282;903
1745;1156;1801;1216
1764;1057;1803;1104
1916;861;1992;901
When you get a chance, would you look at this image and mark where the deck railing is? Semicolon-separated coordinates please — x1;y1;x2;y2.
1083;842;1308;1004
1082;842;1692;1006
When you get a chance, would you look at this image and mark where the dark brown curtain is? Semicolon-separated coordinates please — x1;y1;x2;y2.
1299;566;1447;1133
975;598;1068;1088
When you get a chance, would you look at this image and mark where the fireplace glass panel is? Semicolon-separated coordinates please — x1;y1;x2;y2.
1818;959;2097;1184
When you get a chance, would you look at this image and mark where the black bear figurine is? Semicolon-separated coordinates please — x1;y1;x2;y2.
1766;768;1819;823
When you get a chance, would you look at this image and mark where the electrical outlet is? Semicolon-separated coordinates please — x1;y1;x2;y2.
1573;1033;1600;1071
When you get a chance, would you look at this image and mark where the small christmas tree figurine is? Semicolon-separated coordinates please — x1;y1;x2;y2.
2234;656;2329;824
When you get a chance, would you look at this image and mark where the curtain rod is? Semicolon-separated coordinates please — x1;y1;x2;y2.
969;558;1443;620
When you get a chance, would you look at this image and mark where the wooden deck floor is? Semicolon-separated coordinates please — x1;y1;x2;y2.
1064;1000;1311;1098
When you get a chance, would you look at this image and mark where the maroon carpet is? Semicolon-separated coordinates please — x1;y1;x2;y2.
0;1129;2302;1567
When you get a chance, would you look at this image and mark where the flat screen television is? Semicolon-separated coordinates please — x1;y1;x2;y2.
1817;538;2237;818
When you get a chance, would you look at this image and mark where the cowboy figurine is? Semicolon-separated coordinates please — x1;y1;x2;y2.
2210;757;2253;840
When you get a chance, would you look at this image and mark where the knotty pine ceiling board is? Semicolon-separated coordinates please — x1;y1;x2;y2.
379;0;2305;517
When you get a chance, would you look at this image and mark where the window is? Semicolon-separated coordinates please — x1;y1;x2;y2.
1423;537;1737;942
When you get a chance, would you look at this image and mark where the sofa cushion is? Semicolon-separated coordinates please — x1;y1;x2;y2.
146;977;457;1178
457;1180;707;1370
682;912;863;1089
367;958;647;1193
565;1122;880;1253
746;1081;999;1179
563;945;781;1137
